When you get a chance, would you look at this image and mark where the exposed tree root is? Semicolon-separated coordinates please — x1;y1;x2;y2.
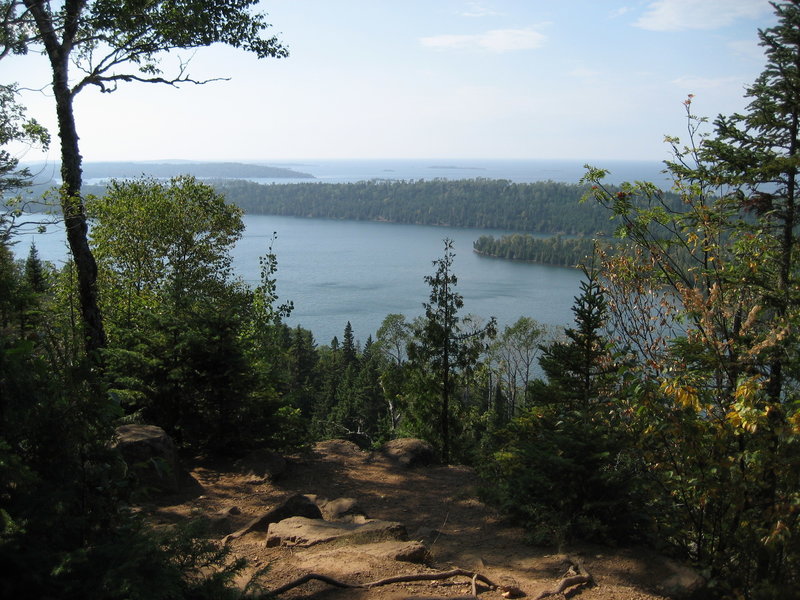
534;558;594;599
267;572;357;595
366;568;500;589
265;567;509;597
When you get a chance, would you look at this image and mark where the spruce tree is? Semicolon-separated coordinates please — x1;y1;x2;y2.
538;260;612;412
342;321;357;367
407;239;495;463
23;242;47;293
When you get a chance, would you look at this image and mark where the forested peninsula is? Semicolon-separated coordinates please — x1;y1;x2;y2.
82;161;314;180
473;234;607;267
88;177;680;268
214;178;682;267
214;178;612;234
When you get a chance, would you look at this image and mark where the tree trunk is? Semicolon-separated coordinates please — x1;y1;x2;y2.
28;0;107;359
54;85;107;357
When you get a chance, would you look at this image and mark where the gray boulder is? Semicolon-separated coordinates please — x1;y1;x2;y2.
113;424;181;493
371;540;428;563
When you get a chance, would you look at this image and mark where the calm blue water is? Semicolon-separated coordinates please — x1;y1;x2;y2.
12;158;667;345
234;215;583;345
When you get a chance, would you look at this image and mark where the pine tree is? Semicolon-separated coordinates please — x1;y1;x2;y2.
407;239;495;463
342;321;357;367
23;242;47;294
538;260;612;412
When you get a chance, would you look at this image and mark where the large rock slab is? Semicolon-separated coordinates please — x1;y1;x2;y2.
224;494;322;543
266;516;407;547
381;438;438;468
364;540;428;563
113;424;181;493
298;541;428;568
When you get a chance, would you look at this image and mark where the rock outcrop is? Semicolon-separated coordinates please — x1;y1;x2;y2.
266;516;407;547
381;438;438;468
114;424;181;493
224;493;322;543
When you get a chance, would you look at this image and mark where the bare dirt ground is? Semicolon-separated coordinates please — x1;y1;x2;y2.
144;440;694;599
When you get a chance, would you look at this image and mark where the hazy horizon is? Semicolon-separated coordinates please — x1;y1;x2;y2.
5;1;778;165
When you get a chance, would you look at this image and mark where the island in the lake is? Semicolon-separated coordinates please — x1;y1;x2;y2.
80;161;314;180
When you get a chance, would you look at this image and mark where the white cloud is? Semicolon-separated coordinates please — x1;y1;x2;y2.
634;0;771;31
611;6;633;18
461;1;504;18
420;28;546;52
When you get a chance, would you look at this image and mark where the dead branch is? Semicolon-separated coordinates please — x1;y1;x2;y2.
534;558;593;599
265;567;506;597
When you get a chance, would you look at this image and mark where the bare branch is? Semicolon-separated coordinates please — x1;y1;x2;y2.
72;47;228;94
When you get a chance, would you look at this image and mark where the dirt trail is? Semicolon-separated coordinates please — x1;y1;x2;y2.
146;440;692;599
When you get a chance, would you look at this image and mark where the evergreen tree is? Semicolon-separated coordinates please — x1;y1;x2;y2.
483;258;632;546
407;239;495;463
342;321;357;367
287;326;319;415
538;259;613;411
23;242;47;293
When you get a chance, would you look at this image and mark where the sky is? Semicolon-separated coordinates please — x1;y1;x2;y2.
3;0;781;163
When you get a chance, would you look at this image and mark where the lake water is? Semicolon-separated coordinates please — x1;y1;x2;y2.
13;158;668;345
16;215;584;346
234;215;584;345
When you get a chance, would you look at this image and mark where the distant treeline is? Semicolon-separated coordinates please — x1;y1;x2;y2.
75;177;684;269
473;234;610;267
81;161;313;179
214;178;625;235
73;177;683;240
8;162;313;205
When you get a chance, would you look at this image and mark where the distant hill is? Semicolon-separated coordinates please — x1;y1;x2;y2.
80;161;314;180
